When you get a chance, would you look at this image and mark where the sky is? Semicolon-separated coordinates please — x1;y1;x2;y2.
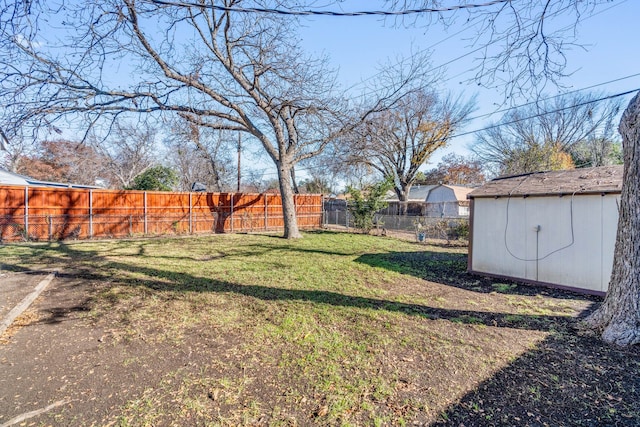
295;0;640;170
7;1;639;189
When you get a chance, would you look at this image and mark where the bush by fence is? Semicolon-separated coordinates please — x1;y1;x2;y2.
0;186;322;242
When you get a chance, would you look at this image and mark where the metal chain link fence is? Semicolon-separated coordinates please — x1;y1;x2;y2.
323;203;469;243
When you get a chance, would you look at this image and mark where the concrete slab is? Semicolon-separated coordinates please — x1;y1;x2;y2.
0;272;50;325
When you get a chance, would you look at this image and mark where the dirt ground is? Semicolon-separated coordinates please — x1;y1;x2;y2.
1;271;223;426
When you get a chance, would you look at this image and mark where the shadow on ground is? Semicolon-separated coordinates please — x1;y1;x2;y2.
356;250;602;301
2;238;637;426
2;242;589;334
433;329;640;426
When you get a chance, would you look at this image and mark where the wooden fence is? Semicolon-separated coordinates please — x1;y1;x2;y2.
0;186;322;242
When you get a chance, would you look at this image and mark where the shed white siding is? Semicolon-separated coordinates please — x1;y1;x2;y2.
471;194;619;294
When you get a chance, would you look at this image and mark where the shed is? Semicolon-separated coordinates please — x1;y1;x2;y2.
383;184;473;217
467;165;622;295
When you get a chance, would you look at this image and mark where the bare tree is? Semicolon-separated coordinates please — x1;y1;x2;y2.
165;118;234;192
385;0;613;98
0;135;34;173
15;139;110;185
241;169;275;193
348;90;474;214
0;0;424;238
421;153;486;186
91;122;158;189
472;92;623;175
571;128;623;168
0;121;44;173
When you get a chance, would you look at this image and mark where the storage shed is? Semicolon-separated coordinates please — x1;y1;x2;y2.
383;184;473;217
467;166;622;295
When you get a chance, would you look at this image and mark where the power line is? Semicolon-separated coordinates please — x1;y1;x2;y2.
341;25;476;94
252;86;639;179
464;72;640;123
146;0;510;16
451;87;639;141
342;0;628;96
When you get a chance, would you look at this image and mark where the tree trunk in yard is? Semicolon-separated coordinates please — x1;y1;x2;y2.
584;92;640;346
396;187;409;216
278;162;303;239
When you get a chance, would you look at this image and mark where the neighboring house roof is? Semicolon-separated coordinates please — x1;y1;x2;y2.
0;168;101;189
445;185;474;201
0;168;31;186
385;184;473;202
468;165;623;199
385;185;436;202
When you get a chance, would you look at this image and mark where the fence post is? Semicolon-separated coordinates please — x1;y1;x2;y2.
230;193;234;233
129;215;132;236
48;214;53;241
264;194;268;231
89;189;93;239
143;192;148;235
24;187;29;241
189;192;193;234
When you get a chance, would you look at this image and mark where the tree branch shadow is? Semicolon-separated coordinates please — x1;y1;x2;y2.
3;240;636;426
1;242;588;333
355;250;603;301
432;330;640;426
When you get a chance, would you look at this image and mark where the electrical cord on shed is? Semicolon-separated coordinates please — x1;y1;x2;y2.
503;177;576;262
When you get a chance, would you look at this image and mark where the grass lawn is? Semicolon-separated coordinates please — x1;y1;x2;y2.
0;231;638;426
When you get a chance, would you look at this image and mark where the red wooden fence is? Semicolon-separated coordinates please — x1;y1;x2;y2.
0;186;322;242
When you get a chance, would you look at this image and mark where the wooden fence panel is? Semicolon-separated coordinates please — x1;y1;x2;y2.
296;194;323;228
0;186;26;216
0;187;27;241
233;193;266;232
0;186;322;242
190;192;218;234
27;187;90;240
266;194;283;230
92;190;145;238
146;192;191;235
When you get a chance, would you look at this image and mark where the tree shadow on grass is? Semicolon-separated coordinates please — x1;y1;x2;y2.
351;249;638;425
5;242;637;426
432;330;640;426
356;251;603;301
0;242;589;333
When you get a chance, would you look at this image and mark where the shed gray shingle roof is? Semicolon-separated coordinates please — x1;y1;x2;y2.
468;165;623;198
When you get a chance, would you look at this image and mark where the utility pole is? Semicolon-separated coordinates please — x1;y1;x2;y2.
237;133;241;192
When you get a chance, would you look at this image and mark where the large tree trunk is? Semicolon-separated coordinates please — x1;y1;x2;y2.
584;92;640;346
395;186;410;216
277;162;303;239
